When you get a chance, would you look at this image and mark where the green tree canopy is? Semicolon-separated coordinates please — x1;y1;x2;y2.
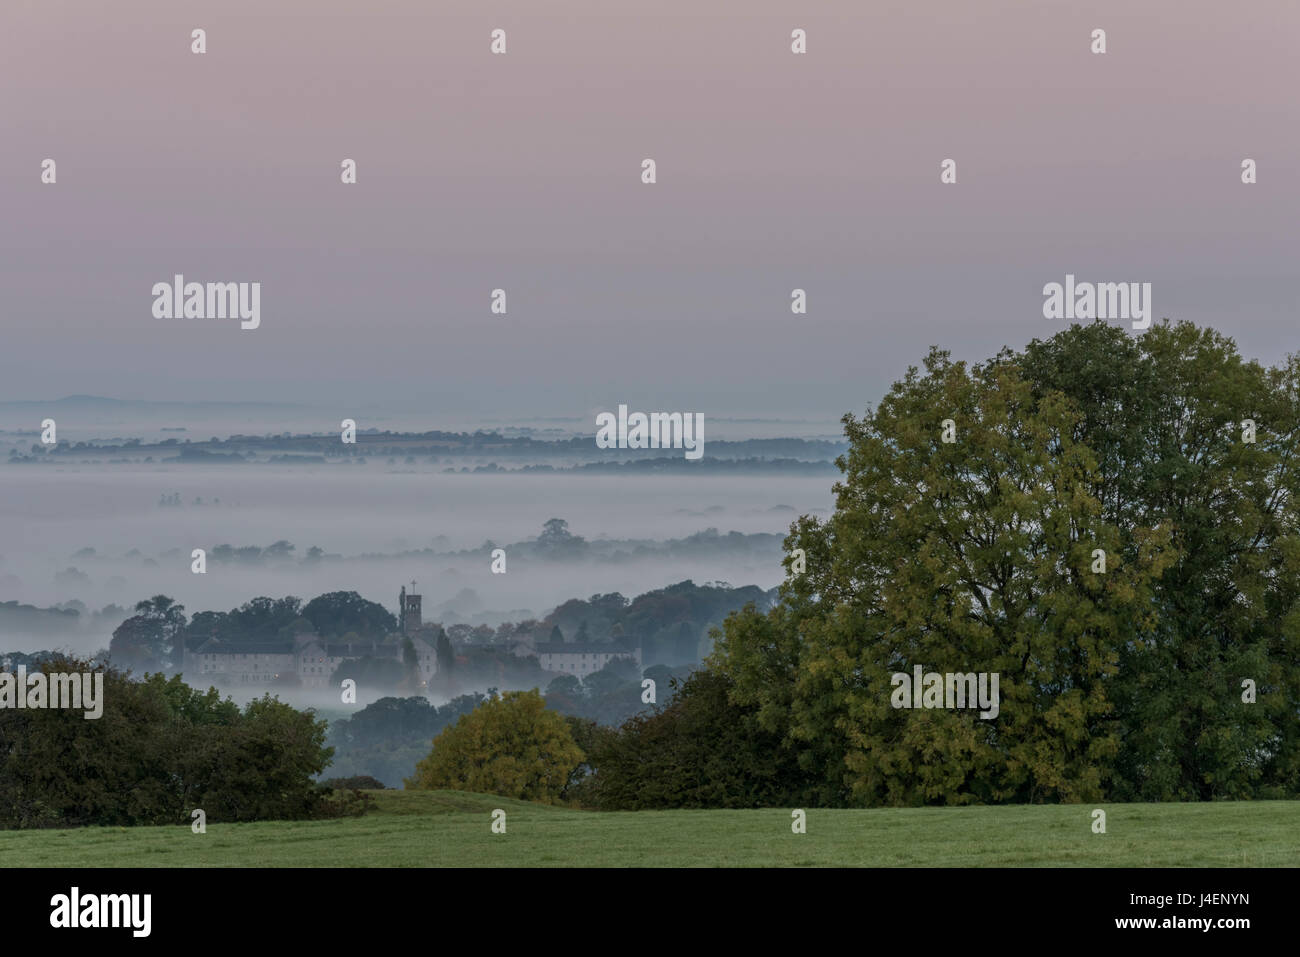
711;320;1300;806
405;690;583;804
0;657;335;828
582;670;804;809
303;591;396;638
110;594;187;672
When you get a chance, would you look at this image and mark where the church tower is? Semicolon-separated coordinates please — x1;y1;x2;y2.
400;582;422;636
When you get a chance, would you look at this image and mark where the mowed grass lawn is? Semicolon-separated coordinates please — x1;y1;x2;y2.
2;791;1296;867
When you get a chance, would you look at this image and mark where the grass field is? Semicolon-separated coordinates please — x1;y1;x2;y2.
2;791;1296;867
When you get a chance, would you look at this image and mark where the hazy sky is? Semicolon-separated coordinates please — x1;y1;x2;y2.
3;0;1296;422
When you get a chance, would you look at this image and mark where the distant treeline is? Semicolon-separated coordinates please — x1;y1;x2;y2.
0;599;127;637
96;575;778;679
45;522;788;573
9;429;846;467
429;577;778;674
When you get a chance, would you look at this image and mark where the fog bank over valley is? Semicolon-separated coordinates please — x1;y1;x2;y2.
1;414;838;657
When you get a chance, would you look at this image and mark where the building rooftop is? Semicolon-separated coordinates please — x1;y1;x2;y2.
532;640;639;655
194;639;297;656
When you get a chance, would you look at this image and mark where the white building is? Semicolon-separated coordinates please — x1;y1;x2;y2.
529;639;641;678
189;632;438;689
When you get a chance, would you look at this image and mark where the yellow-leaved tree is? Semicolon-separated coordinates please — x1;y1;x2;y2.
404;689;583;804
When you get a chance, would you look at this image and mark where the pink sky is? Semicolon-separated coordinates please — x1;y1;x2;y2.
2;0;1296;418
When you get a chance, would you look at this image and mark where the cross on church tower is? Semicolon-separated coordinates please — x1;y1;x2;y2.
400;580;422;636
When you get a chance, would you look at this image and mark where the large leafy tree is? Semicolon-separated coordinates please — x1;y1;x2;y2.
712;320;1300;805
1020;321;1300;799
302;591;396;638
109;594;188;672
